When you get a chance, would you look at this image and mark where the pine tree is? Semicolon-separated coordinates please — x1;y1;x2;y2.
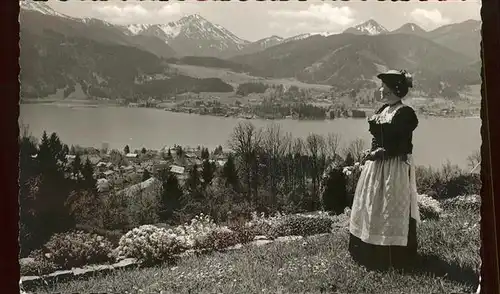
38;131;58;172
49;132;65;163
214;145;223;155
176;146;184;158
142;169;151;181
31;131;75;249
201;159;216;187
81;158;97;192
159;173;183;221
72;153;82;180
222;154;239;190
62;144;69;157
186;164;200;193
201;148;210;160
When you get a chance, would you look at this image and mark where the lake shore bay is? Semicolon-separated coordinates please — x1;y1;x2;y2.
19;104;480;169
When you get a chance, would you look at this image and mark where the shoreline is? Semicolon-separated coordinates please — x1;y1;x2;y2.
20;102;481;120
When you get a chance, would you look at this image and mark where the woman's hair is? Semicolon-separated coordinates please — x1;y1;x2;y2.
381;70;413;98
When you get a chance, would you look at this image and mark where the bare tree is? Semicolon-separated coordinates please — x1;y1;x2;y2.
343;138;367;163
290;137;307;205
467;150;481;172
326;132;342;163
306;133;327;210
228;122;263;204
262;123;291;208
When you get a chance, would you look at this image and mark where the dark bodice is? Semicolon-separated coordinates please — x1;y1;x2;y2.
368;104;418;159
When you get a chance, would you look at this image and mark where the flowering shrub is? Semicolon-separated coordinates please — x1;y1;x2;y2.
205;227;241;251
172;214;219;250
21;250;60;276
418;194;442;220
116;214;247;263
117;225;184;264
41;231;114;269
245;211;286;237
269;215;333;238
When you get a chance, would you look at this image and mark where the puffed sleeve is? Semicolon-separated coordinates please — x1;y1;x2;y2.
392;106;418;134
381;106;418;158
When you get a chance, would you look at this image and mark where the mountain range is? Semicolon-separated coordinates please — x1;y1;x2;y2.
19;0;482;100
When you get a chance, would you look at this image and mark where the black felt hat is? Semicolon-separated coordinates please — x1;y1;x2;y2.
377;69;413;98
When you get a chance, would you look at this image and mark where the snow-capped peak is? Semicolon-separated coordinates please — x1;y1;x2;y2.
282;33;314;43
126;24;152;35
125;14;250;48
258;35;284;45
19;0;67;18
123;14;251;55
345;19;388;35
310;31;337;37
250;35;284;49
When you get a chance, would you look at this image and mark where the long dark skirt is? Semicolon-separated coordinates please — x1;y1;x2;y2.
348;217;418;271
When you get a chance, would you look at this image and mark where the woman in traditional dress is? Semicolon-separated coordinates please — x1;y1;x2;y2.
348;69;420;271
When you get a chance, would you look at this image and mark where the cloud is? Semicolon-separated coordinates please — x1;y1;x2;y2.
93;4;186;24
158;3;182;17
268;4;355;34
94;5;149;19
269;4;355;26
410;8;451;27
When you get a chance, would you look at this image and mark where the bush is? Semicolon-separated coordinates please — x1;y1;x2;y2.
269;215;333;238
228;223;258;244
418;194;442;220
117;215;249;263
21;250;60;276
442;195;481;213
117;225;185;264
172;214;221;250
415;162;480;199
202;227;241;251
320;164;349;214
67;190;101;228
246;211;285;237
41;231;114;269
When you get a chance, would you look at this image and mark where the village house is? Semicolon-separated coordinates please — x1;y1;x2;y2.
152;160;169;174
121;165;134;172
118;177;162;201
101;170;116;181
66;155;76;161
170;165;185;175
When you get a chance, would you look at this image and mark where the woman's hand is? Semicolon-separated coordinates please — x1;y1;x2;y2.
365;148;385;161
361;149;372;163
370;148;386;160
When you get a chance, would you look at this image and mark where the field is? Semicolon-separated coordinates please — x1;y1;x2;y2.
169;64;333;92
25;197;480;294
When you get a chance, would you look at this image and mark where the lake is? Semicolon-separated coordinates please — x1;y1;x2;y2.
19;104;481;169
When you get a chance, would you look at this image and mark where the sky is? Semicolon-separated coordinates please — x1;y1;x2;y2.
47;0;482;42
